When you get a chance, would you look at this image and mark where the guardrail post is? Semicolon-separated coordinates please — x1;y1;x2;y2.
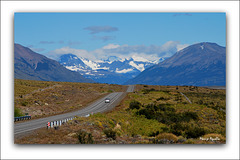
47;122;50;129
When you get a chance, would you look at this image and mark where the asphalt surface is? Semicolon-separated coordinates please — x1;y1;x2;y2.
14;85;134;136
126;84;135;92
179;92;192;104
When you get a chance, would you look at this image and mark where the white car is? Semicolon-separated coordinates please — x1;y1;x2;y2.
105;98;110;103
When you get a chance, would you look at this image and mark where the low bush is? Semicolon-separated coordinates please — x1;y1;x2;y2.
77;130;94;144
21;101;28;106
142;88;156;94
185;126;206;138
183;139;195;144
181;112;199;122
155;133;178;144
129;100;141;110
103;128;117;140
177;136;186;143
149;131;160;137
14;108;23;117
156;97;165;101
136;103;198;125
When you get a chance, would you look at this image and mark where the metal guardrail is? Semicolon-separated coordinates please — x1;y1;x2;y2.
14;116;31;122
47;117;74;129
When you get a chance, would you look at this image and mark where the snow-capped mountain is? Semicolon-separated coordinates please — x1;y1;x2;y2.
125;42;226;86
59;54;164;84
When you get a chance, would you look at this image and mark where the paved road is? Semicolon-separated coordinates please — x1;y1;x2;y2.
179;92;192;104
14;85;134;136
126;85;135;92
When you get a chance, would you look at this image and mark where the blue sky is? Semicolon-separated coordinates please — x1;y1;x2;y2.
14;12;226;61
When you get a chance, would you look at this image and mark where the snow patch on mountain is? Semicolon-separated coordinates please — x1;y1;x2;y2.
81;58;109;70
59;53;166;84
132;55;150;62
65;65;86;72
129;61;145;72
115;68;133;73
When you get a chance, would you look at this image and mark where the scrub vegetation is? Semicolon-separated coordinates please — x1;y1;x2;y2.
15;82;226;144
14;79;127;119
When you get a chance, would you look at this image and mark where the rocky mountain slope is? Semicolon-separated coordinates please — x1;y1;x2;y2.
125;42;226;86
14;44;94;83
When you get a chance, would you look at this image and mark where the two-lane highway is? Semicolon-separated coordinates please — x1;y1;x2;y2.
126;85;135;92
14;85;134;136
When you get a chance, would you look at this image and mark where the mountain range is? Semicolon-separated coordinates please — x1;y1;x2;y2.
14;43;94;83
59;54;164;84
125;42;226;86
14;42;226;86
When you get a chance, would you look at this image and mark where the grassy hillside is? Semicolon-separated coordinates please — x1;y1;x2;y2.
14;79;127;119
15;83;226;144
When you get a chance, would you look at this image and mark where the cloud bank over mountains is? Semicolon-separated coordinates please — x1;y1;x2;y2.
46;41;189;62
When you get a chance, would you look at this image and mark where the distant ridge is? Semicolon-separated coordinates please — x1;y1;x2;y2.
125;42;226;86
58;53;164;84
14;43;94;83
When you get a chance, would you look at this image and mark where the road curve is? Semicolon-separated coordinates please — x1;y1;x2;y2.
14;85;135;136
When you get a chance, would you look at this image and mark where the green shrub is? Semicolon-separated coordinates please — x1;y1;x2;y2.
129;100;141;110
185;126;206;138
142;88;156;94
149;131;160;137
155;133;178;144
103;128;117;140
77;130;94;144
177;136;186;143
108;90;113;93
181;112;199;122
183;139;195;144
170;123;185;136
156;97;165;101
21;101;28;106
14;108;23;117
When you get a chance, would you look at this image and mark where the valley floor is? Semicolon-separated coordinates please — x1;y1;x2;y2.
15;82;226;144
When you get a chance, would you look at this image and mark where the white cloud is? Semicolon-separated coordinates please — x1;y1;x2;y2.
177;44;189;51
115;68;133;73
102;44;120;49
46;41;187;63
160;41;179;52
47;46;96;61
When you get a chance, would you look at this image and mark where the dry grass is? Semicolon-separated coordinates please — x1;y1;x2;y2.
15;83;226;144
14;79;127;119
